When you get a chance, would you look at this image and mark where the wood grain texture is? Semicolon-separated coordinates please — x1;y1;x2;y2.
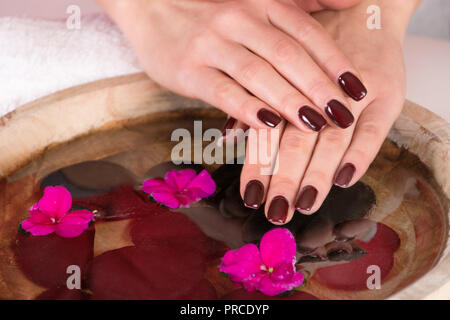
0;72;448;299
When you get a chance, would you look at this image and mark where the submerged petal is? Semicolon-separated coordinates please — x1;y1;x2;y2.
260;228;296;268
220;243;262;283
38;186;72;219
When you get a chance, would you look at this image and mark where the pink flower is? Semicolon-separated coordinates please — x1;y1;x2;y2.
21;186;94;238
219;228;304;296
142;169;216;209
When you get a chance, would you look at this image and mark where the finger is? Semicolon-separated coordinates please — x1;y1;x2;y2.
268;0;368;101
295;125;354;214
264;124;318;224
218;117;249;146
240;122;286;209
188;67;283;129
334;98;402;187
205;40;328;133
221;17;355;128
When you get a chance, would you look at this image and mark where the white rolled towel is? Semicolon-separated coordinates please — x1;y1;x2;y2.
0;13;141;117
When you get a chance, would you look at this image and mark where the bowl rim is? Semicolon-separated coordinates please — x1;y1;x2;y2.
0;72;448;300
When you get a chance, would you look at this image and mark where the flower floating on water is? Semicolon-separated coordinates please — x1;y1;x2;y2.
219;228;304;296
21;186;94;238
142;169;216;209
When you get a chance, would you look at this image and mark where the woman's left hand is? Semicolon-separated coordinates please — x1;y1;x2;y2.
237;0;416;224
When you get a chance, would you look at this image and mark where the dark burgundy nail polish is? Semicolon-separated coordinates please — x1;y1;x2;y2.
267;195;289;224
243;180;264;209
298;106;327;132
325;100;354;128
334;163;356;187
221;117;236;136
338;72;367;101
257;109;282;128
295;185;318;212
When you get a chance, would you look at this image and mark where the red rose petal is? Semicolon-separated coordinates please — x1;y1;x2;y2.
130;210;226;260
177;279;218;300
14;226;95;288
73;185;169;221
88;245;208;299
35;286;90;300
313;223;400;291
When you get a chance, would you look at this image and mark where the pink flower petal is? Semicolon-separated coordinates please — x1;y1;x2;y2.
165;169;197;191
257;270;304;296
28;205;54;224
21;219;56;236
142;178;172;194
38;186;72;219
186;170;216;197
260;228;296;268
142;178;181;208
55;210;93;238
219;243;262;283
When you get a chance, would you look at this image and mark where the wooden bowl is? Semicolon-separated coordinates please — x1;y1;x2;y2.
0;73;448;299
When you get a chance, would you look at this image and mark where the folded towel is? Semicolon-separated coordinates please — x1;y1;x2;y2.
0;14;141;117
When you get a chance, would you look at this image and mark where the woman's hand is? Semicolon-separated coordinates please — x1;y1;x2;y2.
97;0;367;132
239;0;420;224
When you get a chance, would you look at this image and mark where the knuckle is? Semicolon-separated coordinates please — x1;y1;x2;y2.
273;38;298;62
321;130;346;148
212;4;245;27
358;121;381;140
271;176;296;191
282;132;309;150
189;30;215;56
306;170;330;185
239;59;264;82
297;20;320;42
212;80;236;104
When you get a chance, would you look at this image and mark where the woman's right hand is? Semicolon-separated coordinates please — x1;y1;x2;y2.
97;0;367;132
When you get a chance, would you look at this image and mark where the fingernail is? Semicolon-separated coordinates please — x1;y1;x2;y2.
243;180;264;209
221;117;236;136
334;163;356;187
298;106;327;132
295;185;318;212
257;108;282;128
325;100;354;128
267;195;289;224
338;72;367;101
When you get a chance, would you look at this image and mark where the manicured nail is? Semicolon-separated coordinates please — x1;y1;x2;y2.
298;106;327;132
334;163;356;187
338;72;367;101
243;180;264;209
257;108;282;128
325;100;354;128
221;117;236;136
295;185;318;212
267;195;289;224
